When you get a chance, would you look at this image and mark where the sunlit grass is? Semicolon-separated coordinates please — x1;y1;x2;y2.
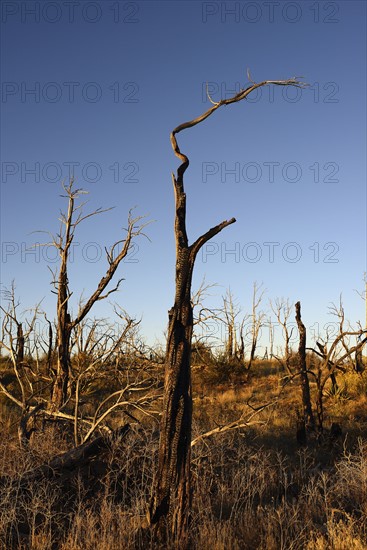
0;356;366;548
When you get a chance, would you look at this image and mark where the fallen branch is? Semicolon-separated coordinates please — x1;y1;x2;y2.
191;401;275;447
1;423;130;488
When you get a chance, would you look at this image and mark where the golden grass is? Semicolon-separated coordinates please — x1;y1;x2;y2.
0;358;367;548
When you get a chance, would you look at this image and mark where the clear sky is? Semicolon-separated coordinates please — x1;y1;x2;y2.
1;0;366;350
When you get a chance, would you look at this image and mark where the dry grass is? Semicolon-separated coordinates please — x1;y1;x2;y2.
1;358;367;548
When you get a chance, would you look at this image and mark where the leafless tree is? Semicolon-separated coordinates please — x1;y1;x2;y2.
267;316;275;359
37;180;149;409
221;288;242;361
191;278;218;326
0;284;45;449
148;73;307;546
306;298;367;430
247;282;266;370
271;298;294;375
354;273;367;369
0;291;159;448
0;180;154;448
68;307;161;446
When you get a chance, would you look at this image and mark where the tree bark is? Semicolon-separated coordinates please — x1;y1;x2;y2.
247;340;257;371
149;147;235;548
226;324;234;359
149;249;194;544
52;259;72;409
149;75;306;546
355;346;364;373
295;301;315;431
16;323;24;368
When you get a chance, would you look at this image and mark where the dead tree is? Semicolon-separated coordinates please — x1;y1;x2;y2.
267;316;275;359
247;282;266;370
295;301;315;434
0;285;43;449
306;298;367;431
41;180;148;409
221;289;242;361
41;313;54;376
191;278;218;324
0;295;159;448
355;344;364;373
148;74;307;546
310;333;366;430
271;298;294;374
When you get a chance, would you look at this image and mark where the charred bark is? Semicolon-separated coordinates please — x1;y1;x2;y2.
355;347;364;373
149;166;235;545
52;268;72;409
16;323;24;368
149;75;306;546
149;147;234;547
149;253;194;543
226;324;234;360
45;316;54;376
295;301;315;432
247;341;257;371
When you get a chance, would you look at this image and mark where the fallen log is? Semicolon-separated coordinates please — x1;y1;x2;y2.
1;423;130;488
0;424;131;546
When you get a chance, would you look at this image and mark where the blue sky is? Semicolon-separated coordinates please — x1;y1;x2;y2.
1;0;366;349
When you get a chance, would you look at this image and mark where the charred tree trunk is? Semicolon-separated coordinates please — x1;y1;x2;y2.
149;248;195;544
247;340;257;371
149;128;235;547
355;346;364;373
149;75;306;546
45;317;53;376
18;403;45;451
16;322;24;368
51;188;75;410
149;159;235;545
315;368;324;431
284;332;292;375
295;301;315;432
53;322;72;409
52;254;72;409
238;331;245;363
226;324;234;360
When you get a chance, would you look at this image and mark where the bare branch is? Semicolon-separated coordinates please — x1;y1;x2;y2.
191;400;276;447
190;218;236;260
73;212;149;327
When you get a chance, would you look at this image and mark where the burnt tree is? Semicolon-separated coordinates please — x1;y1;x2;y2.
247;282;266;371
149;74;307;546
271;298;294;375
295;301;315;433
47;181;148;409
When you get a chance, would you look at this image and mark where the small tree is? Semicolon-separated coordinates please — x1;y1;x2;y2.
307;298;367;431
221;288;242;361
0;285;159;448
247;282;266;370
271;297;294;374
0;283;42;449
